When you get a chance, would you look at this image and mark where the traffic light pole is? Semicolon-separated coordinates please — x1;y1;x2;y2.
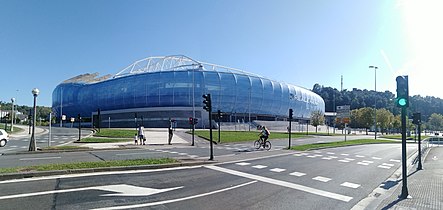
400;106;409;199
209;110;213;160
217;110;221;143
192;123;195;146
288;109;293;149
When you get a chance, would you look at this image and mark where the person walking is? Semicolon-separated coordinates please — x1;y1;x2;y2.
168;123;173;145
138;126;145;145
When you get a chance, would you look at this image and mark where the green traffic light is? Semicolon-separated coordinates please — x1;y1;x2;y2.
398;98;407;106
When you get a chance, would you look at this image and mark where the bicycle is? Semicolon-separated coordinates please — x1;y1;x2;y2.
254;137;271;150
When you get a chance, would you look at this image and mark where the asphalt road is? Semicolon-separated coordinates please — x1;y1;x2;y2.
0;126;92;154
0;143;417;209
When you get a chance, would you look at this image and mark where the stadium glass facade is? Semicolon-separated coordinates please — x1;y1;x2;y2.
52;55;325;128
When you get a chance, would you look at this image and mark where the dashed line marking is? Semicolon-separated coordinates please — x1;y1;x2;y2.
178;153;188;156
355;155;365;158
20;157;61;161
329;156;338;159
338;160;350;163
389;159;401;163
372;157;382;160
252;165;268;169
188;155;199;158
341;182;360;189
378;165;391;169
381;163;394;167
289;172;306;177
322;157;333;160
357;162;370;166
326;152;335;155
293;154;304;157
236;162;251;166
307;155;317;158
270;168;286;173
341;154;349;156
312;176;331;182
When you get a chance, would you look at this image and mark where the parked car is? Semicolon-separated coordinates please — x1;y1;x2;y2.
0;129;9;147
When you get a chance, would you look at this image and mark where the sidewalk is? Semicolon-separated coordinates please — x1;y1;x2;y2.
375;146;443;209
76;129;190;149
9;124;47;137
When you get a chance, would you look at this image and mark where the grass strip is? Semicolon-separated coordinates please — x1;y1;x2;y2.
79;137;131;143
290;139;398;151
93;129;136;138
191;131;307;143
0;158;177;174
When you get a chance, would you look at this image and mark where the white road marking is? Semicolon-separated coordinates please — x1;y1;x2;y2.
344;158;355;161
116;152;156;156
326;152;335;155
91;181;257;210
188;155;199;158
307;155;317;158
377;165;391;169
361;160;374;164
372;157;382;160
178;153;188;156
341;154;349;156
322;157;333;160
329;156;338;159
357;162;370;166
293;154;304;157
236;162;251;166
355;155;365;158
169;151;178;154
312;176;332;182
381;163;394;167
289;172;306;177
62;137;69;140
20;146;27;149
206;165;352;202
389;159;401;162
20;157;61;161
10;145;17;148
252;165;268;169
270;168;286;173
340;182;360;189
338;160;350;163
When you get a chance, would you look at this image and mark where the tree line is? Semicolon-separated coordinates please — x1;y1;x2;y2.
312;83;443;132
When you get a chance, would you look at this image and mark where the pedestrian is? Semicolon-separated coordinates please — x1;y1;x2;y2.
138;126;145;145
168;124;173;145
134;133;138;145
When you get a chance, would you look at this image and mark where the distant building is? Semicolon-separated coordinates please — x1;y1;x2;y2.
52;55;325;128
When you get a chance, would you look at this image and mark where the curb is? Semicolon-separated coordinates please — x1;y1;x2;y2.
0;161;214;181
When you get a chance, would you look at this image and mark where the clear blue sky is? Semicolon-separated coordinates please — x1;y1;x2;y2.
1;0;441;107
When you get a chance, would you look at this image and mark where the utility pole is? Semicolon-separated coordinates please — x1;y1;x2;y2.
396;75;409;199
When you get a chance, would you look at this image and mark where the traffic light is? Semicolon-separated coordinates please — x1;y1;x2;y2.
412;112;421;125
396;76;409;107
193;118;198;125
189;117;193;125
289;109;293;120
202;94;212;112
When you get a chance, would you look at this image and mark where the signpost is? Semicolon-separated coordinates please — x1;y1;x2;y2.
336;105;350;141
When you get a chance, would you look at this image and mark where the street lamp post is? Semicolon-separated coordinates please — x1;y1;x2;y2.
369;66;378;139
10;98;15;132
29;88;39;151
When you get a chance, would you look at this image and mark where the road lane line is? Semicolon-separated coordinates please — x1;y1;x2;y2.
206;165;352;202
20;157;61;161
252;165;268;169
389;159;401;162
270;168;286;173
91;181;257;210
116;152;158;156
289;172;306;177
377;165;391;169
236;162;251;166
355;155;365;158
312;176;331;182
340;182;360;189
371;157;382;160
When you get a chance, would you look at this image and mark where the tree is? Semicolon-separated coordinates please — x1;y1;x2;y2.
310;110;325;133
376;108;394;135
427;113;443;131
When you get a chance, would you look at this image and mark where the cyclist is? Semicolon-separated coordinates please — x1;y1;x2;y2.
259;126;270;143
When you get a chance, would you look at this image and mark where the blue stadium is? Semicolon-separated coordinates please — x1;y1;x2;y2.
52;55;325;128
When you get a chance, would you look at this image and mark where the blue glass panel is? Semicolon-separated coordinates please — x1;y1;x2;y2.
219;73;236;113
